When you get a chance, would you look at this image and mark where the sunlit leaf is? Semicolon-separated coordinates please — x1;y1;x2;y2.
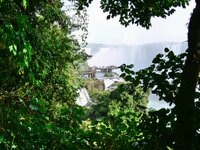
23;0;27;9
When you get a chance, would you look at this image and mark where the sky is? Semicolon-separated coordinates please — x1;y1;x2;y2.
86;0;196;45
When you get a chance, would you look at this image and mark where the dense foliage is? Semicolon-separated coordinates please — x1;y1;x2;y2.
1;0;200;149
80;77;148;149
0;0;88;149
119;49;200;149
76;0;189;28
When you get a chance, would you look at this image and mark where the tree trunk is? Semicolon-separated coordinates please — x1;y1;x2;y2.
174;1;200;149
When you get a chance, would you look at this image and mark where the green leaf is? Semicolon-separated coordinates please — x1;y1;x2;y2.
46;123;54;130
23;0;27;9
9;44;17;56
28;127;31;131
37;15;45;21
167;51;175;59
12;145;17;149
152;57;159;63
0;135;3;143
127;64;134;68
23;48;27;53
164;47;169;52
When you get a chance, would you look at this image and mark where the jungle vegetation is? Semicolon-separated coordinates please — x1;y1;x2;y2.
1;0;200;149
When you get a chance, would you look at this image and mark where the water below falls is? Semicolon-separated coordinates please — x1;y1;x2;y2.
76;83;174;110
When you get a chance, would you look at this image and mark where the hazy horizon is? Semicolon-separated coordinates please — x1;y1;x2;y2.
87;40;188;47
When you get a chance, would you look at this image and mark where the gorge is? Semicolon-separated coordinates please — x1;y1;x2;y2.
77;42;187;109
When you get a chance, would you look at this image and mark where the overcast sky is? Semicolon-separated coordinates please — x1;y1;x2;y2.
86;0;196;45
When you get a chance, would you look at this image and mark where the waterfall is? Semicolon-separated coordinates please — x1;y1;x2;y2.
85;42;187;110
76;88;92;107
86;42;187;71
104;77;124;90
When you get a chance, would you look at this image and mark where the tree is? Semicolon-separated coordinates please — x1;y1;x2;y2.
174;2;200;149
82;80;149;149
0;0;89;148
119;49;192;149
76;0;200;149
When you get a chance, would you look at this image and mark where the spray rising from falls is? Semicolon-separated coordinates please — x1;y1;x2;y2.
86;42;187;71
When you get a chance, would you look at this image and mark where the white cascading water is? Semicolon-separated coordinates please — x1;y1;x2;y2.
76;88;92;107
104;77;124;90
